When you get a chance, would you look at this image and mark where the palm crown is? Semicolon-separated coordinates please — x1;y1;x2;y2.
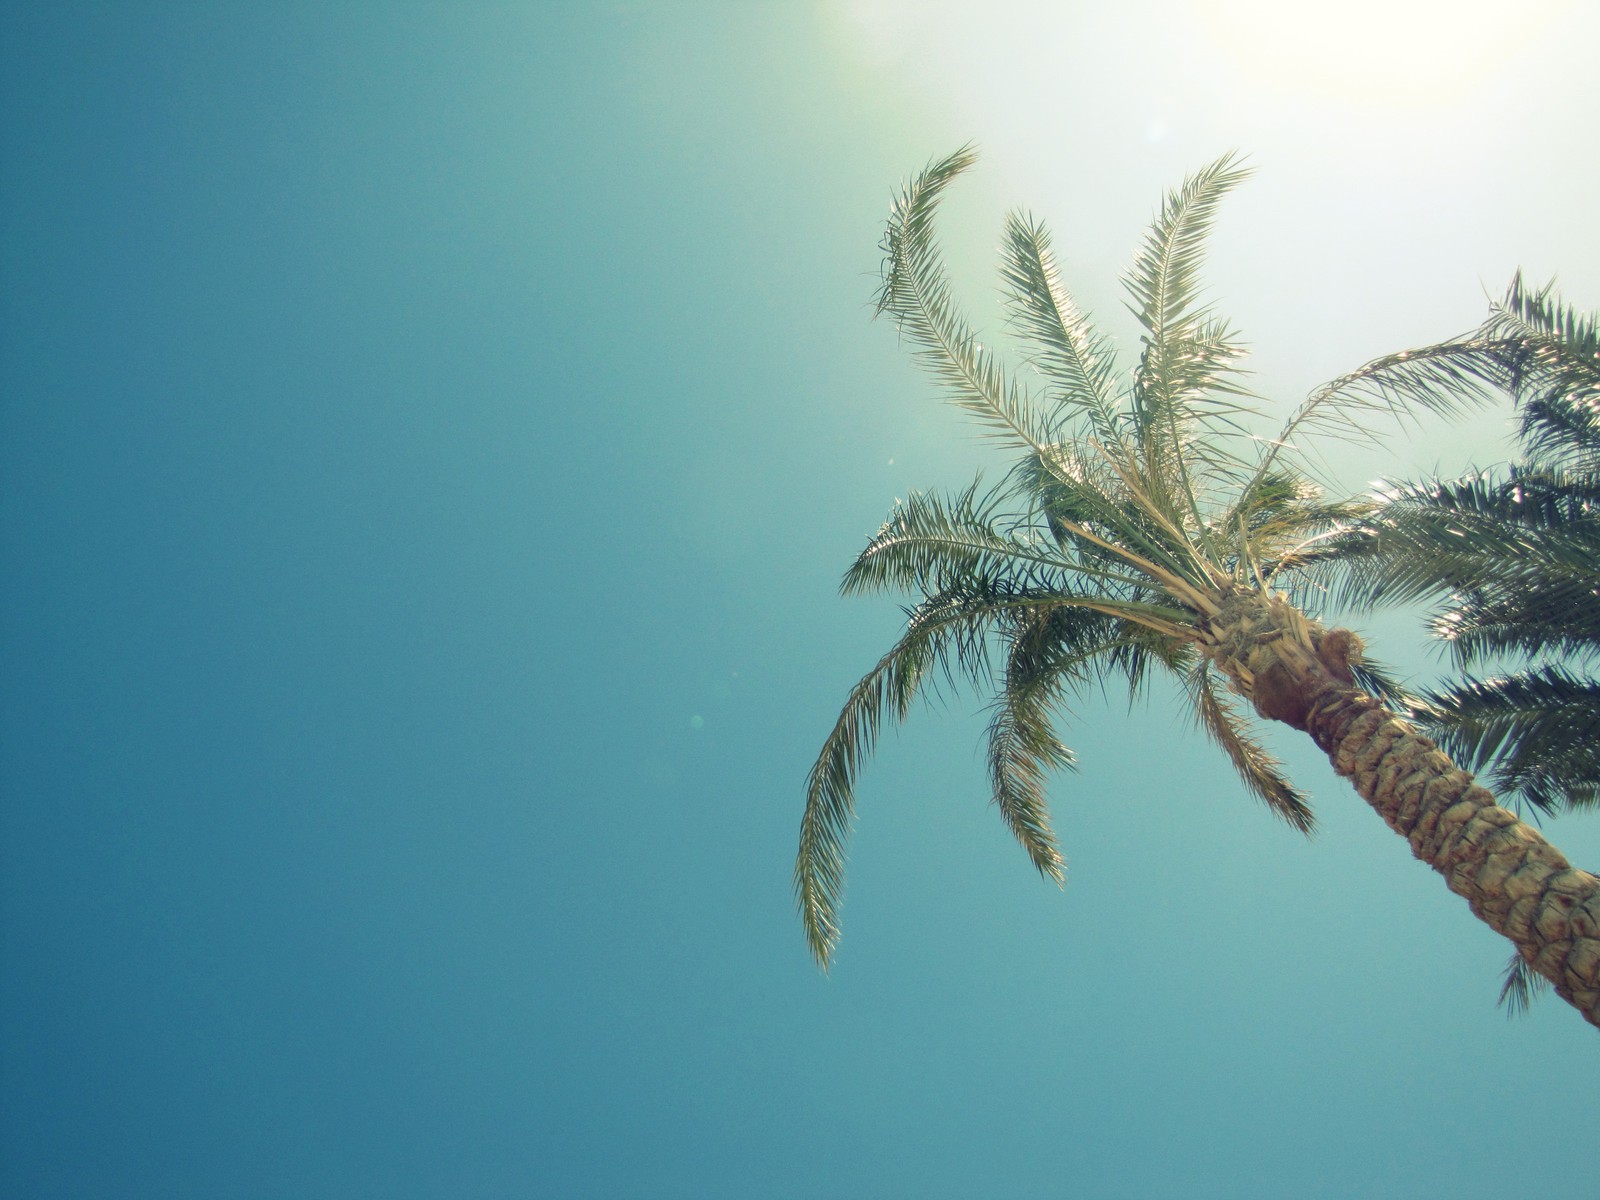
796;148;1425;968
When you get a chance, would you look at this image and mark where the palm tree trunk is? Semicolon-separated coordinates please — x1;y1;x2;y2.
1202;587;1600;1029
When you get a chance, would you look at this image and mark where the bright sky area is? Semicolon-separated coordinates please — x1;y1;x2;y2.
2;2;1596;1196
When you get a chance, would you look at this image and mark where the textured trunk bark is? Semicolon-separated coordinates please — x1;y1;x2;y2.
1200;586;1600;1030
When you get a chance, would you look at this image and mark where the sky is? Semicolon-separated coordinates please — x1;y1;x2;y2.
2;2;1597;1197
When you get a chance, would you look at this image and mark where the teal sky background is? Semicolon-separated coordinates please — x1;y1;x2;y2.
3;3;1597;1197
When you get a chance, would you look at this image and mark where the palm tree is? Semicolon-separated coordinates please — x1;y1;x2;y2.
1308;279;1600;1012
794;147;1600;1030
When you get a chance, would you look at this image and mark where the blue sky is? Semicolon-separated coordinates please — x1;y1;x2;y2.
2;3;1596;1197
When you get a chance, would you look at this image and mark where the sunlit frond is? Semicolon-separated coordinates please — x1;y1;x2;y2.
1307;473;1600;621
1257;343;1510;495
985;608;1115;880
842;482;1088;599
1124;151;1254;352
1521;396;1600;475
1491;274;1600;453
874;146;1055;454
1266;276;1599;486
1123;153;1257;492
1434;584;1600;666
1106;622;1192;702
999;211;1123;446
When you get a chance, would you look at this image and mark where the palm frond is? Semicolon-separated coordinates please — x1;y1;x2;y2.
842;482;1089;600
1123;151;1254;354
1124;155;1256;450
1189;664;1316;832
985;607;1121;880
999;211;1123;445
1106;622;1194;702
1520;395;1600;474
874;146;1055;454
1257;340;1509;490
1307;473;1600;618
1119;152;1257;562
796;586;1013;967
1346;656;1411;713
1011;449;1210;597
1433;585;1600;667
1267;276;1597;486
1497;275;1600;473
1492;272;1600;357
1217;473;1371;586
1417;667;1600;814
1498;951;1551;1017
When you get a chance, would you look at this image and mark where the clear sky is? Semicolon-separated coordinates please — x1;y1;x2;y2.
2;3;1596;1197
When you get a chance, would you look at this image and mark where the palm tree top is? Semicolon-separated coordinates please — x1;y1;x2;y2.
797;147;1446;969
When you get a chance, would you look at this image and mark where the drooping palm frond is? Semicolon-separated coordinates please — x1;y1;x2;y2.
1499;950;1553;1018
1310;473;1600;618
1275;340;1509;466
1260;274;1599;490
797;584;1024;966
1434;583;1600;667
1188;663;1316;832
984;605;1134;881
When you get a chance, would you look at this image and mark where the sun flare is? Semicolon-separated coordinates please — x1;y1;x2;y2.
1198;0;1571;108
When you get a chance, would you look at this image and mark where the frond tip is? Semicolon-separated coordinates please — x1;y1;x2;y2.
1190;664;1316;833
795;583;1012;968
1498;951;1551;1018
873;145;1056;455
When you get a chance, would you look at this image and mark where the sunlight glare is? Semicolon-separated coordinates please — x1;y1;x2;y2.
1198;0;1571;108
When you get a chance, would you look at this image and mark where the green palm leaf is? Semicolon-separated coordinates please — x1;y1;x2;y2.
1499;951;1553;1018
874;146;1055;455
842;482;1084;599
999;211;1123;446
1417;668;1600;814
1188;664;1315;832
797;586;1012;966
1123;153;1257;494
